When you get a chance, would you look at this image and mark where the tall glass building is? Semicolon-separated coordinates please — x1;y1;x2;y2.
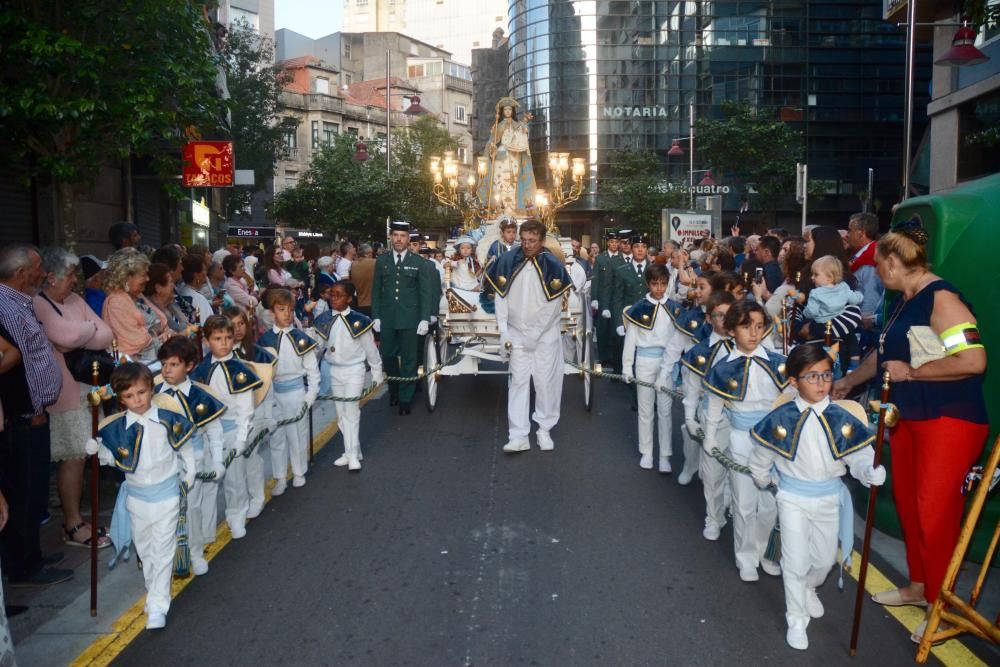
507;0;930;232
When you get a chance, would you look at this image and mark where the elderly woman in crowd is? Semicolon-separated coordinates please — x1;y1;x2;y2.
142;263;192;335
222;254;258;313
33;248;112;549
103;248;166;361
833;219;987;643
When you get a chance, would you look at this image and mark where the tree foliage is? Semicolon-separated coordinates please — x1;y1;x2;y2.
695;100;802;218
221;18;298;212
0;1;222;184
271;115;462;239
599;149;686;230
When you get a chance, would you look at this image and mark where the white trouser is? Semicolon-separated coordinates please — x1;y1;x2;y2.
700;416;731;530
729;428;778;571
679;417;700;480
330;363;365;459
126;494;179;616
507;334;563;439
221;429;249;531
272;386;309;478
186;449;219;555
246;390;275;508
778;489;839;628
635;356;672;459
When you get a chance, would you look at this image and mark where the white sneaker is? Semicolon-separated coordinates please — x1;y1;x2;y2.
348;457;362;471
292;475;306;488
503;437;530;453
230;522;246;540
739;565;759;582
677;469;696;485
639;454;653;469
806;589;824;618
536;430;554;451
192;557;209;576
334;454;349;467
761;558;782;577
658;458;672;474
702;523;721;541
145;611;167;630
246;501;264;520
786;624;809;650
271;478;287;496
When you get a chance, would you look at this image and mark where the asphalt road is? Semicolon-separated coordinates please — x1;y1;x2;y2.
111;370;936;666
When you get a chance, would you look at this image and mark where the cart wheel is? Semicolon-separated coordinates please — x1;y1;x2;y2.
583;330;595;412
424;332;439;413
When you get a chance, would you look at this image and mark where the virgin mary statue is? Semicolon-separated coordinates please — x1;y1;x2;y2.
479;96;537;217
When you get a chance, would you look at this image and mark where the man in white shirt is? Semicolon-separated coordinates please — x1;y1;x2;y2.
335;241;356;281
485;219;573;453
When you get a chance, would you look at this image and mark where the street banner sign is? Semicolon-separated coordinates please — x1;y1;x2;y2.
664;210;712;244
183;141;234;187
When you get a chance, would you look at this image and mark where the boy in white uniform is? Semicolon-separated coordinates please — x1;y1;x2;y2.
87;362;196;629
313;282;384;471
702;300;788;583
678;291;735;540
258;288;320;492
190;316;261;540
156;336;227;576
749;343;885;650
621;263;673;470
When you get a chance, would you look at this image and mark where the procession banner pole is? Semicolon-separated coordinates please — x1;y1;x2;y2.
849;371;892;655
89;361;100;616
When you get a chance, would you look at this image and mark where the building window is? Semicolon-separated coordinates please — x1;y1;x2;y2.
284;125;297;150
344;41;351;59
347;127;359;136
311;121;320;149
457;147;468;164
314;77;329;94
285;170;299;188
229;7;258;31
407;64;424;78
454;104;467;124
323;122;339;144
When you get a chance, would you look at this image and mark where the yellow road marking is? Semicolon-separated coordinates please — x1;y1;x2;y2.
847;549;986;666
71;409;351;667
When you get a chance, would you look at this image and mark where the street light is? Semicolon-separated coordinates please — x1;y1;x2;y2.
935;21;990;66
698;171;716;187
665;103;696;209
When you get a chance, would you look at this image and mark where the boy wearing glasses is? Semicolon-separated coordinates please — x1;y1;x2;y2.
748;343;885;651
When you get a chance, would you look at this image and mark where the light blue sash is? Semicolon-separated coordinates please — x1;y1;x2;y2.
636;346;664;359
107;475;179;569
726;409;770;432
221;419;237;433
273;377;304;394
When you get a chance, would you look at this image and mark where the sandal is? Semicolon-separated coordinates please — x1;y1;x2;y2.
871;588;928;607
63;522;112;550
910;619;949;645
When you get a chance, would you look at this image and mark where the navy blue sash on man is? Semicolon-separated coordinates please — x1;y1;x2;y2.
484;246;572;301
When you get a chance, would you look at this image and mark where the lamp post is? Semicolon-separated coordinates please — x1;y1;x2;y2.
429;151;490;231
667;103;697;209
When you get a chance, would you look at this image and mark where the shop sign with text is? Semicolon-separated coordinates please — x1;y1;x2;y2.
183;141;234;187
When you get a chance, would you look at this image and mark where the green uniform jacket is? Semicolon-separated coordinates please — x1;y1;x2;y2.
591;252;625;310
611;261;648;329
372;251;435;329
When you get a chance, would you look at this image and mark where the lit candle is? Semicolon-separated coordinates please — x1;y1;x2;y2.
477;157;488;176
572;158;585;178
467;174;476;189
558;153;569;171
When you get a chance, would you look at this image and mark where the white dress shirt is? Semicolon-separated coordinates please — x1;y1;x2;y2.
323;309;383;374
123;407;194;488
622;295;672;373
495;260;563;346
207;353;255;444
159;378;223;463
272;325;321;405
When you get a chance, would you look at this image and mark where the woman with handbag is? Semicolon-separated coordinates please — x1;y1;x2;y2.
832;218;987;643
33;248;112;549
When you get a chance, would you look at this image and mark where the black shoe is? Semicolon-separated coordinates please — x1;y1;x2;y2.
389;394;399;407
5;605;28;618
9;566;74;587
398;403;411;416
42;552;64;566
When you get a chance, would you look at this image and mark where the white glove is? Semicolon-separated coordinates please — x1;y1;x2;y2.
601;309;611;319
616;325;625;337
373;319;381;333
701;438;716;456
622;371;634;384
85;437;101;456
305;395;316;409
499;333;512;360
416;320;429;335
590;299;599;310
372;369;386;385
685;420;703;439
211;461;226;480
862;465;887;487
429;315;438;324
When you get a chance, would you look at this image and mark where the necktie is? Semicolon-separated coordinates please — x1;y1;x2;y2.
396;253;403;268
165;388;178;397
636;263;643;277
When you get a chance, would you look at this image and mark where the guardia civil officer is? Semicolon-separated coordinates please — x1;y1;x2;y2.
372;221;436;415
591;230;625;369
